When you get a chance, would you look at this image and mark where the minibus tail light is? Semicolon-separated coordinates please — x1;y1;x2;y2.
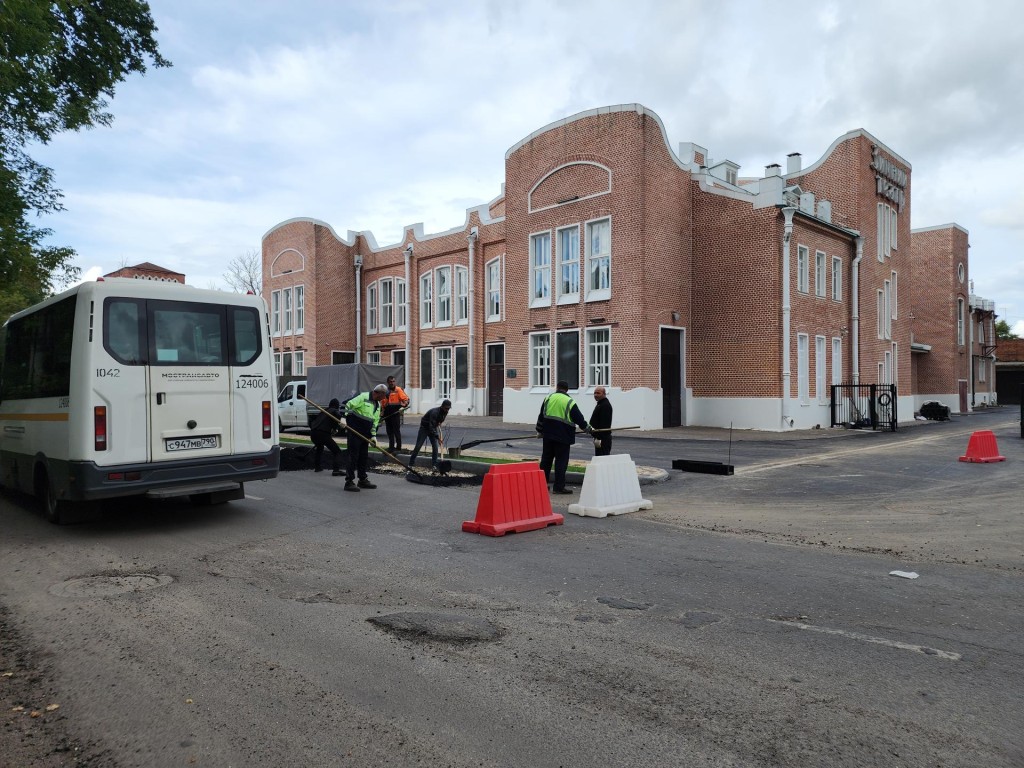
262;401;272;438
94;406;108;451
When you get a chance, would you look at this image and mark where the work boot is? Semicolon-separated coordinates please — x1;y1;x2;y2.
357;479;377;489
314;467;324;473
344;480;359;492
332;469;344;476
553;487;573;495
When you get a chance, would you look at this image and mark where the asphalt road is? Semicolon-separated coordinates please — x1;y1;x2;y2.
2;410;1022;767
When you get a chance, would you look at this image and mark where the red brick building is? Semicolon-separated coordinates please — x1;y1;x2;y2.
104;262;185;283
263;104;985;430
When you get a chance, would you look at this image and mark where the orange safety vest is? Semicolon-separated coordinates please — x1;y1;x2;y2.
385;386;408;407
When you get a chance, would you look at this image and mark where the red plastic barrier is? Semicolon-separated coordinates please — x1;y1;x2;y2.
462;462;563;536
958;430;1006;463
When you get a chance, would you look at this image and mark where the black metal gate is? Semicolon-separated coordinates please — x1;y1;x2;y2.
829;384;898;431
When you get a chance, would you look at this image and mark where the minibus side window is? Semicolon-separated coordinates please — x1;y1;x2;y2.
104;299;144;365
230;307;261;366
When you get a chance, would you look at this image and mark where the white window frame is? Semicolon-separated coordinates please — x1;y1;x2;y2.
282;287;293;333
294;350;304;376
890;206;898;252
420;272;433;328
273;351;281;376
585;327;611;387
797;333;809;405
436;265;452;326
529;332;551;389
815;335;827;403
455;266;469;324
380;278;394;333
878;203;897;260
815;251;826;297
530;232;552;308
585;217;611;302
883;349;892;384
797;246;809;294
396;278;407;331
367;351;381;364
891;342;898;389
486;257;501;321
891;270;898;320
883;279;892;340
957;298;965;345
271;290;281;336
978;355;986;383
295;285;305;333
556;224;580;304
366;281;378;334
877;289;885;339
436;346;453;399
831;256;842;301
831;337;842;386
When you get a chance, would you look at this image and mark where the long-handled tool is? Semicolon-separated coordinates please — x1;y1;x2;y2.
301;396;428;484
453;433;541;454
436;426;452;475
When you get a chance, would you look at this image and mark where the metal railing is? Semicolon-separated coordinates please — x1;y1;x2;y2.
829;384;898;431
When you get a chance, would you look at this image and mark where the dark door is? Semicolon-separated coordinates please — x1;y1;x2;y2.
487;344;504;417
661;328;682;427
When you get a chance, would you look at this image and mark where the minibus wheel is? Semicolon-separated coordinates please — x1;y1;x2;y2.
34;467;66;525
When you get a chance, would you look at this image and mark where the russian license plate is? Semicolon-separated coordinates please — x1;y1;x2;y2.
165;435;219;452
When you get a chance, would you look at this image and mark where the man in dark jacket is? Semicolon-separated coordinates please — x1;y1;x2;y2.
310;398;344;475
537;381;592;494
342;384;387;491
409;399;451;471
590;386;613;456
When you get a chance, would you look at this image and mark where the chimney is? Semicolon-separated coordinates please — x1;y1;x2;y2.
787;152;802;175
765;163;781;177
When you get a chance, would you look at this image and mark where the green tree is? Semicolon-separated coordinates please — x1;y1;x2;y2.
995;319;1019;340
0;0;170;320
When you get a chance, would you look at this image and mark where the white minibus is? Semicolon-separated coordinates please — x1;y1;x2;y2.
0;278;279;522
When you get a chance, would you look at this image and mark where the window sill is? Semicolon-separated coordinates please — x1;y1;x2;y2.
557;294;580;306
530;299;552;310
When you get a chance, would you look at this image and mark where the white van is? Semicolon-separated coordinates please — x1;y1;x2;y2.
277;379;307;430
0;278;279;522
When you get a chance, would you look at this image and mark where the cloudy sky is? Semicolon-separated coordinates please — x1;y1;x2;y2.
34;0;1024;333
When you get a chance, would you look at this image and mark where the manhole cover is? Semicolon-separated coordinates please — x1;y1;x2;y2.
49;573;173;598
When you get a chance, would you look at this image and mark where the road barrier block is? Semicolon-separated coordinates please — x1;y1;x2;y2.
567;454;653;518
958;430;1006;463
462;462;563;536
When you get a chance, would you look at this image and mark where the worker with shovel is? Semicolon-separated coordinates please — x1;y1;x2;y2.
409;399;451;473
342;384;388;492
310;398;345;475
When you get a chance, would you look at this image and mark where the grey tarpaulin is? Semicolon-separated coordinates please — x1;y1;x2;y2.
306;363;405;408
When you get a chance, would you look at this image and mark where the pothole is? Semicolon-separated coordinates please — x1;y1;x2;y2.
367;612;504;644
49;573;174;598
597;596;652;611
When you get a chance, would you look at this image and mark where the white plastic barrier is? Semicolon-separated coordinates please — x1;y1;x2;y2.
567;454;653;518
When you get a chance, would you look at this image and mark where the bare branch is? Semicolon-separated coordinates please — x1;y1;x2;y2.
223;248;262;294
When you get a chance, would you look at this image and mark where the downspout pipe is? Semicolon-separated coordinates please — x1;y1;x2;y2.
354;255;363;363
781;206;796;428
467;227;478;413
851;237;863;385
968;299;975;409
404;244;412;391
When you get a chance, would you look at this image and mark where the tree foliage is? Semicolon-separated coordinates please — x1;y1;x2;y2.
223;248;263;295
995;319;1019;340
0;0;170;319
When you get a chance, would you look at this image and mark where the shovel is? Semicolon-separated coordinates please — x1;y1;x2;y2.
301;396;428;484
449;433;541;457
436;427;452;475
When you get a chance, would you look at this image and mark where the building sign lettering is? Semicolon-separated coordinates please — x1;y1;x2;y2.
871;145;906;212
